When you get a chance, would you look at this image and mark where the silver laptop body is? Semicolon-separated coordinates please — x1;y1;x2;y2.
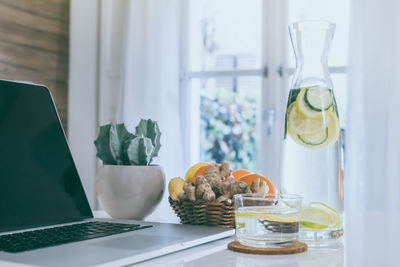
0;219;233;266
0;80;233;266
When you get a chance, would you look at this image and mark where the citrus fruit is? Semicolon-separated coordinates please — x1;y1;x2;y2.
296;108;340;149
168;177;185;200
232;169;252;181
296;88;323;119
192;164;210;183
324;109;341;146
287;101;339;149
300;202;341;230
236;212;299;223
236;207;300;223
287;103;328;135
184;162;209;183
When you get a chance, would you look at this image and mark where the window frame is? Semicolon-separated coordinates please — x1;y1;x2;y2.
179;0;348;185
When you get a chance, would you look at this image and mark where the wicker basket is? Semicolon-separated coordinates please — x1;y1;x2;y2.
168;197;235;228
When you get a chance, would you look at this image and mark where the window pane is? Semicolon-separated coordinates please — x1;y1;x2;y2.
187;0;262;71
287;0;350;67
189;77;261;170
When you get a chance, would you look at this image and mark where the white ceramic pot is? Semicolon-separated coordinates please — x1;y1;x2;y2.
95;165;165;220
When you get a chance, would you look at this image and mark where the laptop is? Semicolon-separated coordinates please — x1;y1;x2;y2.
0;80;234;266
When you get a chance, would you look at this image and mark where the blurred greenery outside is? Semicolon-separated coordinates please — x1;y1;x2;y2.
199;86;257;170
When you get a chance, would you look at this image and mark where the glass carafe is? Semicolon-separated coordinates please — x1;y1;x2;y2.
281;21;343;241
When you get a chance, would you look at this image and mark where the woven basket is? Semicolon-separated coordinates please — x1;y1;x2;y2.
168;197;235;228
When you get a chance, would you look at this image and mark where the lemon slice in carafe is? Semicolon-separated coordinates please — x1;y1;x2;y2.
286;87;340;148
287;103;328;135
296;88;322;119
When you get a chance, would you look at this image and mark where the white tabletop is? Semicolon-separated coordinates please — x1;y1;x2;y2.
3;210;393;267
133;237;344;267
93;211;344;267
130;210;400;267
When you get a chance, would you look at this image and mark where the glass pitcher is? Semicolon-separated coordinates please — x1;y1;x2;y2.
280;21;344;241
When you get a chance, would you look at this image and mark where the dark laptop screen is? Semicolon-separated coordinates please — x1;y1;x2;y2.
0;81;93;232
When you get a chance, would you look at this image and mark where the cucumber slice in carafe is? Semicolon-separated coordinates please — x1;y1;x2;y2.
297;127;328;146
305;86;333;111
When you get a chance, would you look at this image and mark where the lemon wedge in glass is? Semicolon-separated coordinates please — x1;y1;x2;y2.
236;208;300;223
300;202;342;230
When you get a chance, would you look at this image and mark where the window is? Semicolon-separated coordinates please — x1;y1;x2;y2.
182;0;263;171
181;0;350;181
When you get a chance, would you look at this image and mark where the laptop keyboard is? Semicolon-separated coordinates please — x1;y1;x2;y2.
0;221;152;253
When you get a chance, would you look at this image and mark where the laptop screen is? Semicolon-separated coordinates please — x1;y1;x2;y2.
0;81;93;232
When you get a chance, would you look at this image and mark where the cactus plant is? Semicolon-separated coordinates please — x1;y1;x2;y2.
135;119;161;161
94;119;161;166
126;135;154;165
94;123;134;165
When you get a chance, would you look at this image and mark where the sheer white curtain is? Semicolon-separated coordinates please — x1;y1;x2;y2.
99;0;183;223
123;0;183;223
346;0;400;265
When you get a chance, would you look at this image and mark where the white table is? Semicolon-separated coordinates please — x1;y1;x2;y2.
95;210;400;267
4;210;394;266
93;211;344;267
133;237;344;267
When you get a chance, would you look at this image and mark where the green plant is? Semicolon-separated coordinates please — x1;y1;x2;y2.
200;90;257;170
94;119;161;166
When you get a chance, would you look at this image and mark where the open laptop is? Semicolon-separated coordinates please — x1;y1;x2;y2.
0;80;234;266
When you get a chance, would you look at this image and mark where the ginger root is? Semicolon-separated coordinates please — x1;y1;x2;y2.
178;162;255;204
200;162;232;197
216;180;251;205
202;190;216;201
179;175;217;202
196;176;216;201
219;162;231;179
178;183;196;201
204;164;220;181
250;178;268;194
201;162;232;183
211;180;227;198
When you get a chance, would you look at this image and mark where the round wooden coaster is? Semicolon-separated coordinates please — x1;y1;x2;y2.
228;240;307;255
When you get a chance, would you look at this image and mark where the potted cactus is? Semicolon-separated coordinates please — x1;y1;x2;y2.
94;119;165;220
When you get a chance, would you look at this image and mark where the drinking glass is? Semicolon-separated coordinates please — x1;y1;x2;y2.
234;193;302;248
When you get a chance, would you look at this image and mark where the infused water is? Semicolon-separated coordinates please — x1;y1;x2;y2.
281;86;343;241
235;205;300;247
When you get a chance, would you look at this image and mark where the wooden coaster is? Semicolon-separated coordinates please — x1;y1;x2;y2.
228;240;307;255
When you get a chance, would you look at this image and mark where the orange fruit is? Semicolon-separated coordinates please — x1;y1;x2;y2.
239;173;276;194
185;162;209;183
232;169;252;181
192;165;210;184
